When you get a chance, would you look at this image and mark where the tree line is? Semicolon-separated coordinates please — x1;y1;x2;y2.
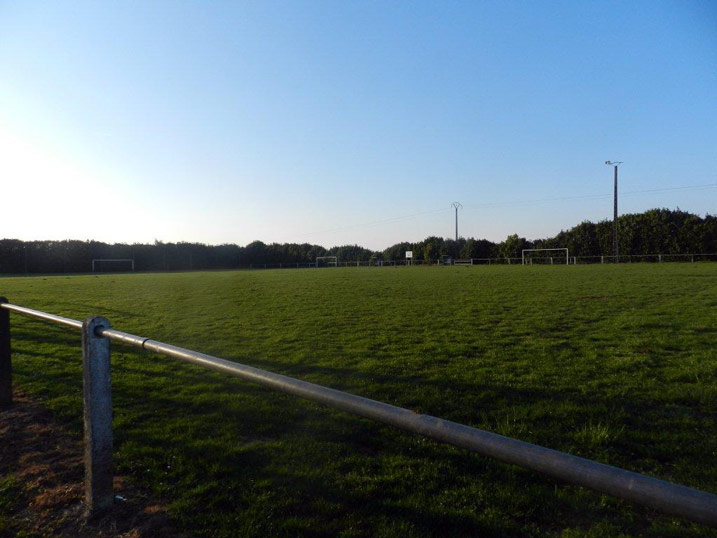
1;209;715;274
383;209;717;261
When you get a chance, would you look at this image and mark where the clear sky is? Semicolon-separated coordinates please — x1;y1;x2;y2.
1;1;715;250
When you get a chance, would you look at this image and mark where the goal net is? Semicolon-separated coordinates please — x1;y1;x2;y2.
315;256;338;268
92;259;135;273
521;249;569;265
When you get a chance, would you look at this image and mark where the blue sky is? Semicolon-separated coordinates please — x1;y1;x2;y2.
1;1;715;250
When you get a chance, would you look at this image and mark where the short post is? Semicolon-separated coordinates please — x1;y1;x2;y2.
0;298;11;407
82;316;113;517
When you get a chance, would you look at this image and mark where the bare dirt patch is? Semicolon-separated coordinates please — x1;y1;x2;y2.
0;390;185;537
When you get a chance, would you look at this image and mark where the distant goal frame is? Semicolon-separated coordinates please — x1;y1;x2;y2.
315;256;338;268
521;248;569;265
92;258;135;272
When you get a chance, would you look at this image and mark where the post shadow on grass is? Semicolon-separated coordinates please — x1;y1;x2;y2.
7;330;86;422
0;393;85;512
0;297;11;407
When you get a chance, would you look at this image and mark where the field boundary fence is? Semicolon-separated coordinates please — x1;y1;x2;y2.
1;298;716;526
245;253;717;269
3;253;716;275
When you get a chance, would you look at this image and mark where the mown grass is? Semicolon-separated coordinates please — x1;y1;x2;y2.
0;476;22;537
1;264;716;537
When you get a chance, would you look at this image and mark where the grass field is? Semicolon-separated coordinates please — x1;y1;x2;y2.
1;264;716;537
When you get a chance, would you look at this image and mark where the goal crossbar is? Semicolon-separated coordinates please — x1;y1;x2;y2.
315;256;338;268
522;249;569;265
92;259;135;272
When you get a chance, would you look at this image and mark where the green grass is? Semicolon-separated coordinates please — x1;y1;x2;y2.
1;264;716;537
0;477;22;537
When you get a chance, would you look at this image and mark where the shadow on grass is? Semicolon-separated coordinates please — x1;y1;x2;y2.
7;335;712;537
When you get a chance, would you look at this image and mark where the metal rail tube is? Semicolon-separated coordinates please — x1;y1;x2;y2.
101;328;149;347
2;302;717;526
0;303;82;330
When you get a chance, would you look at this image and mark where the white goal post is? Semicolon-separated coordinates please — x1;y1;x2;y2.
92;259;135;272
522;249;569;265
315;256;338;268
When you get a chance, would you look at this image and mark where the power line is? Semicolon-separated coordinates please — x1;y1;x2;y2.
465;182;717;210
287;207;452;240
280;182;716;241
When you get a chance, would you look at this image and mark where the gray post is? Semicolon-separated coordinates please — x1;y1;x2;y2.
82;316;113;517
452;202;462;241
0;298;11;407
613;164;619;260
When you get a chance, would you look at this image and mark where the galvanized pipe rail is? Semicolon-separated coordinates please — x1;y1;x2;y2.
1;301;716;527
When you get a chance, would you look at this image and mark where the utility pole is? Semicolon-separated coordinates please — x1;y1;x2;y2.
452;202;462;241
605;161;623;261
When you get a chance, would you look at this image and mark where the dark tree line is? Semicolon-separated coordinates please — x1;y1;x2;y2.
381;209;717;261
1;209;714;273
533;209;717;258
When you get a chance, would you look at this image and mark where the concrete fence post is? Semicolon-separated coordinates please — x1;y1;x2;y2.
82;316;113;517
0;298;11;407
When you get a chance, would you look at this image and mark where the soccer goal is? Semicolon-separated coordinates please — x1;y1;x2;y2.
92;259;135;273
315;256;338;268
521;249;569;265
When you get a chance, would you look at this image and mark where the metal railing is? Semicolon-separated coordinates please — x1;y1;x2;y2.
1;299;716;527
245;253;717;269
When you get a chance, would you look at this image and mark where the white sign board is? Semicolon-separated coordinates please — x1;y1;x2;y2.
405;251;413;259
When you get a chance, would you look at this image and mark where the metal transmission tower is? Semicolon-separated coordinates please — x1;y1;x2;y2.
605;161;623;261
452;202;462;241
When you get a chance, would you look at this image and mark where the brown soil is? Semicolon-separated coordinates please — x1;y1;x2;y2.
0;390;186;537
